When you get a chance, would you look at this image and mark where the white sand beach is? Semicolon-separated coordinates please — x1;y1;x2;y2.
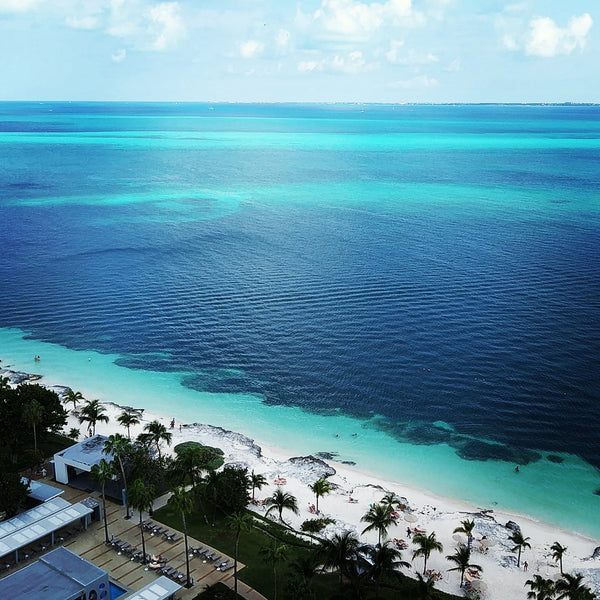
3;365;600;599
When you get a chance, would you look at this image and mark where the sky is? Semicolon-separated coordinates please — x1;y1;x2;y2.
0;0;598;103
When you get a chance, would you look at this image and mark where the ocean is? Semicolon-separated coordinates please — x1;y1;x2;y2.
0;102;599;537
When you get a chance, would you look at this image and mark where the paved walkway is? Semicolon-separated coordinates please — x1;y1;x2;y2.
1;479;267;600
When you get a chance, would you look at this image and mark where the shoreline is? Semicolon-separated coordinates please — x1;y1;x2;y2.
2;362;600;599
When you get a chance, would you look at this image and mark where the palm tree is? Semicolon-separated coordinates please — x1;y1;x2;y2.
225;511;254;596
103;433;132;519
260;541;288;600
361;503;395;545
415;573;437;600
90;458;114;544
509;530;531;568
265;488;299;524
117;410;140;440
142;420;172;459
551;541;567;575
525;574;557;600
250;470;268;502
65;389;84;411
364;540;410;599
78;399;109;435
446;543;482;587
127;478;155;565
22;399;43;454
289;553;320;597
310;477;332;513
318;530;361;587
555;573;594;600
453;518;476;547
412;531;444;575
67;427;80;441
380;492;402;511
167;487;193;587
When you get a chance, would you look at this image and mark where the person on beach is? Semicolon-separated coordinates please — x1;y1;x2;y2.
515;466;520;473
407;527;412;537
523;561;528;571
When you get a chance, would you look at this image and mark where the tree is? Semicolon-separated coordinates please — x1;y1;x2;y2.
128;478;155;565
453;518;476;547
446;543;482;587
380;492;402;511
260;541;288;600
415;573;437;600
412;532;443;575
509;530;531;568
525;574;557;600
265;488;299;524
65;389;84;411
551;541;567;576
225;511;254;596
141;420;172;460
22;399;44;455
117;410;140;440
364;540;410;599
0;472;29;518
67;428;80;441
78;399;109;435
90;458;114;544
250;470;268;502
103;433;132;518
555;573;595;600
361;503;395;545
214;466;250;514
318;530;361;587
167;487;193;588
310;477;331;514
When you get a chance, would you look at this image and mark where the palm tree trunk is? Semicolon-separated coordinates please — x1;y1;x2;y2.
117;456;130;519
32;423;37;454
101;483;109;544
234;534;240;596
182;513;190;587
423;554;428;574
139;512;147;564
274;566;278;600
517;547;521;568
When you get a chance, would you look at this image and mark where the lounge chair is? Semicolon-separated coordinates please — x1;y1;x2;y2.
170;534;183;543
220;562;235;572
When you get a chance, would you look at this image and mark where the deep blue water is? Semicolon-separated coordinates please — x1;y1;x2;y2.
0;102;599;472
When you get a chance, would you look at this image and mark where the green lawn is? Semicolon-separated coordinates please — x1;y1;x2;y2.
153;503;462;600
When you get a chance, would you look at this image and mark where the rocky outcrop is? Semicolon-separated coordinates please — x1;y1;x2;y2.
505;521;521;534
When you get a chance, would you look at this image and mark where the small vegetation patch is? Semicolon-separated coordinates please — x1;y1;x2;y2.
300;517;335;533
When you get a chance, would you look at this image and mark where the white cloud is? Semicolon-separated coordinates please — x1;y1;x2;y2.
276;28;290;49
0;0;43;13
239;39;264;59
386;43;438;65
146;2;186;51
310;0;423;41
111;48;127;62
445;58;460;72
297;50;375;74
66;15;100;29
525;13;592;57
391;74;438;88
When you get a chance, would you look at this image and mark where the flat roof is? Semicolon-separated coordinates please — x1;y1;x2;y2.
125;576;182;600
0;547;106;600
0;497;70;539
0;501;93;558
55;434;109;469
23;478;64;502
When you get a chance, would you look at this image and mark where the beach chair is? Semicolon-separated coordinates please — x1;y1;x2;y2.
220;562;235;572
170;534;183;543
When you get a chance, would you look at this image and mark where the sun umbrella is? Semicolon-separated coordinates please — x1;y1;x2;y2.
404;513;418;523
480;538;496;548
470;580;487;592
452;533;466;543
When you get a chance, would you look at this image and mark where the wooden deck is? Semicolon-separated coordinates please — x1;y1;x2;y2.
1;480;267;600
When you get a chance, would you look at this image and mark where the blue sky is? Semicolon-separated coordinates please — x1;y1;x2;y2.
0;0;597;102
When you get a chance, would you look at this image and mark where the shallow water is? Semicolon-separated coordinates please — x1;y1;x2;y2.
0;103;599;537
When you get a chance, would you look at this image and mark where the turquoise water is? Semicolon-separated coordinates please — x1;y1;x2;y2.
2;327;599;539
1;103;599;539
